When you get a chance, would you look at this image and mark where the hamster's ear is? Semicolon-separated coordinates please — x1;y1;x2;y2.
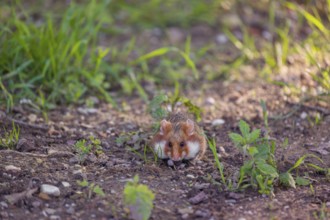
184;119;195;136
160;120;172;135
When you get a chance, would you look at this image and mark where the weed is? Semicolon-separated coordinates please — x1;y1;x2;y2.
0;122;20;149
208;138;230;189
74;136;103;164
280;153;325;188
226;115;327;195
116;131;159;164
123;175;155;220
229;120;278;195
313;203;329;220
148;91;202;125
77;179;105;199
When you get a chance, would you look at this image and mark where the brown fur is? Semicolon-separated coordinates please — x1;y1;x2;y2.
152;113;207;161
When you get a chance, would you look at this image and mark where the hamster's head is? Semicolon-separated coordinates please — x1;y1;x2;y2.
154;119;200;161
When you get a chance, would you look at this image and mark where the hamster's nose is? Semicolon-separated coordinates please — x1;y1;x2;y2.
172;157;181;162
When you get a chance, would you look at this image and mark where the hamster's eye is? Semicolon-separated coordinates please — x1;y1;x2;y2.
180;142;185;147
168;142;173;148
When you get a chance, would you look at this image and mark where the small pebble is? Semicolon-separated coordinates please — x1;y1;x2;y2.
61;182;70;187
5;165;21;172
194;183;210;190
32;201;41;208
206;97;215;105
66;207;75;214
77;107;98;115
0;211;9;218
225;199;236;204
50;215;61;220
195;210;209;217
228;192;244;200
40;184;61;197
186;174;195;179
216;34;228;44
300;112;308;119
189;192;207;205
178;207;194;215
167;159;174;167
0;201;8;208
212;119;225;126
44;208;56;215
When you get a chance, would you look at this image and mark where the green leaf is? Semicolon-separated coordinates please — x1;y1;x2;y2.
288;154;324;173
256;161;278;178
77;180;89;187
256;174;265;191
295;177;310;186
238;159;254;185
229;133;245;146
124;175;155;220
279;172;296;188
93;185;105;197
248;147;258;156
134;47;171;63
148;93;169;120
239;120;250;138
255;142;270;160
247;129;260;143
181;98;202;122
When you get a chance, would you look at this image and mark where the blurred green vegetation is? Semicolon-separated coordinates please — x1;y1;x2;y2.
0;0;329;112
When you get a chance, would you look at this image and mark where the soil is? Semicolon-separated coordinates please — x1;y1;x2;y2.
1;78;329;220
1;2;330;219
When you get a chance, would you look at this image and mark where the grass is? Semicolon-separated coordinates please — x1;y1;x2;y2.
0;122;20;149
1;0;329;112
77;179;105;199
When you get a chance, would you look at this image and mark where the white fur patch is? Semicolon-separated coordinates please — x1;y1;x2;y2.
154;141;168;159
185;141;200;159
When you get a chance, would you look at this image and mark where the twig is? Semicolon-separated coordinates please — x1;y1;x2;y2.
0;111;48;130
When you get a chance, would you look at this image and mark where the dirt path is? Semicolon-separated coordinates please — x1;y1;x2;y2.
1;80;329;220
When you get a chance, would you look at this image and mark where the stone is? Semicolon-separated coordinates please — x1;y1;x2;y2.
300;112;308;119
216;34;228;44
32;201;41;208
212;119;225;126
186;174;195;179
77;107;98;115
5;165;21;172
66;207;75;214
194;183;210;190
228;192;244;200
167;159;174;167
0;201;8;208
40;184;60;197
44;208;56;215
188;192;207;205
206;97;215;105
225;199;236;204
61;182;70;187
50;215;61;220
195;210;209;218
178;207;194;215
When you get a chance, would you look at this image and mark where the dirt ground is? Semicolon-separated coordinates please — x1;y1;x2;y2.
1;77;329;220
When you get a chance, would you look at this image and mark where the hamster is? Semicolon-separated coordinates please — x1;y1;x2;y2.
152;113;207;163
